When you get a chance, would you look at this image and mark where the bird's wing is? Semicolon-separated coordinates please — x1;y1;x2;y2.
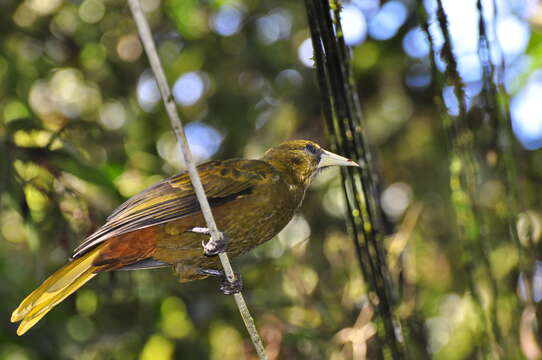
72;159;275;258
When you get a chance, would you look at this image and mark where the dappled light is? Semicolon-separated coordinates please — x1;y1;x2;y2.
368;1;408;40
511;71;542;150
1;0;542;358
297;38;314;68
210;5;244;37
173;72;206;107
340;4;367;46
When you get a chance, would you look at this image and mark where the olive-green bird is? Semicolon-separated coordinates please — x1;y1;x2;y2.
11;139;359;335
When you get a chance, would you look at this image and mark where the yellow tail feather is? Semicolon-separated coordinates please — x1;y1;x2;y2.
11;245;104;336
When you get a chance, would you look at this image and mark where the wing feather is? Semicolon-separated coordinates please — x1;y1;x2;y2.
72;159;274;258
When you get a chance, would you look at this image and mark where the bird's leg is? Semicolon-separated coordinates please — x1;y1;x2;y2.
197;268;243;295
203;232;228;256
190;227;229;256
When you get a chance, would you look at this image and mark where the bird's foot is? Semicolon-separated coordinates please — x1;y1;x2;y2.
219;272;243;295
197;268;243;295
202;231;228;257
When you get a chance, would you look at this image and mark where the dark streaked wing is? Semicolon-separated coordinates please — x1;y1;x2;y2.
72;159;275;259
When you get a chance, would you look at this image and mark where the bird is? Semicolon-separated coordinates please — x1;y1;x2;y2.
11;139;359;335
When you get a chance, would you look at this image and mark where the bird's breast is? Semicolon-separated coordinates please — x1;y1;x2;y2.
217;180;301;254
153;177;302;270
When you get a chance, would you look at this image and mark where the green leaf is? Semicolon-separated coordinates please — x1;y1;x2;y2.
4;117;43;135
47;151;117;191
12;147;118;192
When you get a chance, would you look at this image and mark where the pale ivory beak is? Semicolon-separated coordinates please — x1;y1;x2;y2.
318;149;360;168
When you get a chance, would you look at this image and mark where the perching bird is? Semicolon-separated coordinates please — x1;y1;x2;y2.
11;139;358;335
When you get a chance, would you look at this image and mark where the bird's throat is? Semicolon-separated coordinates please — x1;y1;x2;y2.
264;161;308;205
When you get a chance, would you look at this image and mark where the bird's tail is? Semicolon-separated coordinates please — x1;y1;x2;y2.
11;244;105;336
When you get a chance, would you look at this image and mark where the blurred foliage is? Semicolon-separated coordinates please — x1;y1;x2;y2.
2;0;542;359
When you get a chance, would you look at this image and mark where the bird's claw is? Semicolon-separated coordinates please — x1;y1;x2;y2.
203;232;228;257
197;268;243;295
219;272;243;295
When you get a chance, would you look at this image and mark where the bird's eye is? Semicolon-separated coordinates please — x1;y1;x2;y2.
305;143;318;155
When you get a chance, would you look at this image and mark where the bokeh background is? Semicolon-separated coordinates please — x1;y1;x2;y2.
1;0;542;359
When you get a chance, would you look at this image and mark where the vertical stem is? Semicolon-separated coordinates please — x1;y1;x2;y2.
127;1;267;358
304;0;407;358
419;0;505;356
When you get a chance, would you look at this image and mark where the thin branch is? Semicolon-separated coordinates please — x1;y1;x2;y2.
127;1;267;358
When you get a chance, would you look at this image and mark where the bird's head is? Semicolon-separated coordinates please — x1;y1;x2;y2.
263;140;359;187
